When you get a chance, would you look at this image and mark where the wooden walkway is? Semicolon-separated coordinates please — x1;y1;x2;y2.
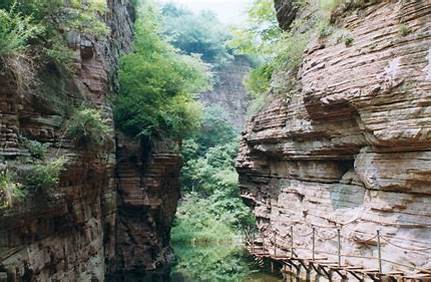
247;244;431;281
244;225;431;282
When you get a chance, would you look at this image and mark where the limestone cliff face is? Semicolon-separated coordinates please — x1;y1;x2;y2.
200;56;251;129
0;1;181;280
237;1;431;274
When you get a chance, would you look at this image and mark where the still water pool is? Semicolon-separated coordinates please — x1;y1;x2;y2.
169;242;282;282
109;242;282;281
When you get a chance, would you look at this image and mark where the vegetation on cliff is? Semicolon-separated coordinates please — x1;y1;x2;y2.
114;1;210;139
230;0;359;113
173;109;254;243
0;0;108;92
0;1;108;209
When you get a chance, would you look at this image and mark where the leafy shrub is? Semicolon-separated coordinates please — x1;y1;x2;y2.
0;169;25;208
344;34;354;46
399;24;411;37
22;157;66;193
229;0;313;100
66;107;112;151
171;193;236;243
21;137;48;160
174;105;254;246
0;7;43;92
0;8;42;57
171;242;251;282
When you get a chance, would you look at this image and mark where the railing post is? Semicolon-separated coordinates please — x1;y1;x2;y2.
273;229;277;257
312;227;316;261
337;228;341;267
251;232;255;254
377;230;382;274
290;225;294;258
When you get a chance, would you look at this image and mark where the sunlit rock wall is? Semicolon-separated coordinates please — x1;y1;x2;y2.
237;0;431;274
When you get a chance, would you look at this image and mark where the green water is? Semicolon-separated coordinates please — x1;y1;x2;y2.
170;242;283;282
108;243;283;281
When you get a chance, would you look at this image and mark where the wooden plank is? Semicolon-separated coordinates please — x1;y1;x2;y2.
308;256;328;261
317;261;339;265
402;274;431;279
343;266;364;270
354;269;379;273
384;272;404;276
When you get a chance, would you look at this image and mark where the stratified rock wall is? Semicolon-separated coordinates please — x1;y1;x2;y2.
112;136;181;275
0;1;182;280
237;0;431;274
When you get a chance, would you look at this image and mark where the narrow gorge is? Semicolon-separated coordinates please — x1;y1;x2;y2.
0;0;430;281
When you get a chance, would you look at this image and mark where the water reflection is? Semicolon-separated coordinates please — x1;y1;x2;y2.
108;243;283;282
170;242;282;282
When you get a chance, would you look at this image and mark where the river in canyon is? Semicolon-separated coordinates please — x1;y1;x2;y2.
117;242;283;282
170;242;282;282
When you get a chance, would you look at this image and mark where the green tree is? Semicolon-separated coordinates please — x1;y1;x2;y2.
161;3;233;66
114;1;211;139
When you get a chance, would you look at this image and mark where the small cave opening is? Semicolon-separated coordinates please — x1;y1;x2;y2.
337;159;355;176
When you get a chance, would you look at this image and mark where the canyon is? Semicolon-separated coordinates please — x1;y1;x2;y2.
1;0;431;281
237;0;431;276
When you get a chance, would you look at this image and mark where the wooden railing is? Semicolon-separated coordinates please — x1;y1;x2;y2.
244;222;431;281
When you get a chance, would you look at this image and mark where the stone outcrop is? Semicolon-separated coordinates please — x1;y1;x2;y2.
274;0;298;30
237;0;431;274
112;136;181;276
0;1;181;280
200;56;251;129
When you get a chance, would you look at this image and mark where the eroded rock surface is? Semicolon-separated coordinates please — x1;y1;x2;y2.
237;1;431;274
0;1;181;280
112;136;181;275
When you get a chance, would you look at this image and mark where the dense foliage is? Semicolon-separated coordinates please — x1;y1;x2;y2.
171;107;255;281
114;2;210;140
171;243;251;281
0;7;42;57
171;107;254;244
21;157;66;194
161;3;233;66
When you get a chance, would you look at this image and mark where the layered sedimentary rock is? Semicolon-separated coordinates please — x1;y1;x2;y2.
0;1;181;280
112;136;181;275
237;0;431;274
200;56;251;129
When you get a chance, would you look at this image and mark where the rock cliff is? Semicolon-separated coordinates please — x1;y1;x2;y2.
0;1;181;280
237;0;431;274
200;56;251;130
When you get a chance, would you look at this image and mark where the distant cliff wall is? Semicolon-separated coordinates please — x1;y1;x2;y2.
200;56;251;129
